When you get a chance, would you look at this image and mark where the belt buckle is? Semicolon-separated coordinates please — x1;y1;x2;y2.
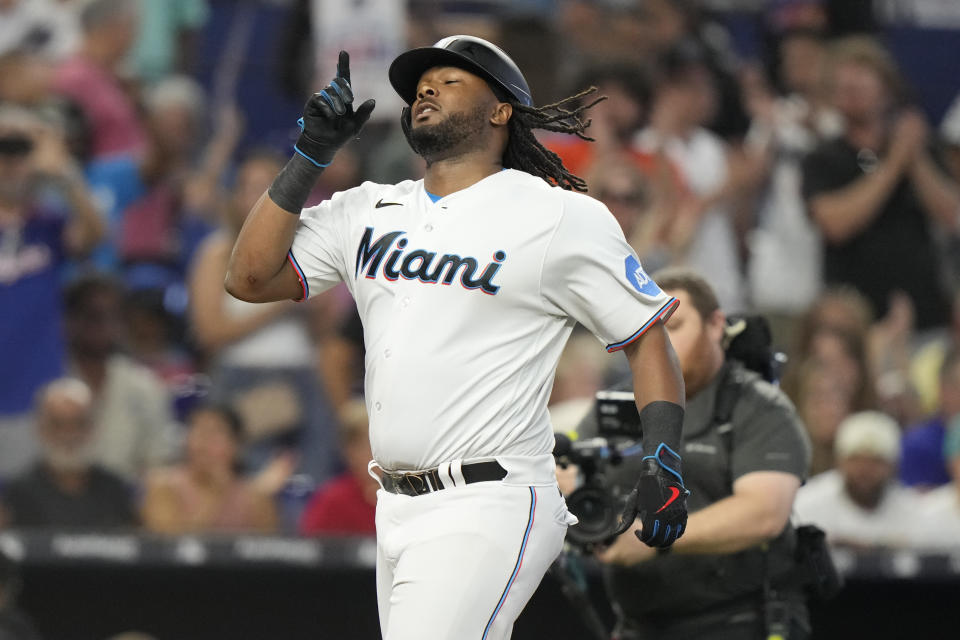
405;472;428;495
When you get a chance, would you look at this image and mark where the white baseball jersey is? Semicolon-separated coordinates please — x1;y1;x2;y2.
289;169;677;471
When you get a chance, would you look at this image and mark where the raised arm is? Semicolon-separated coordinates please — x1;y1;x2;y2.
224;51;375;302
808;112;924;244
223;191;304;302
28;123;104;255
909;148;960;229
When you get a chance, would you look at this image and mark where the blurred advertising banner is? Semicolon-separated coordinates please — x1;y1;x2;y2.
311;0;408;123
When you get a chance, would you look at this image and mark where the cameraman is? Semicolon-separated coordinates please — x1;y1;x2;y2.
583;268;812;640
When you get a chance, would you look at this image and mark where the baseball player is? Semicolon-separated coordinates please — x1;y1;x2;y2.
225;36;689;640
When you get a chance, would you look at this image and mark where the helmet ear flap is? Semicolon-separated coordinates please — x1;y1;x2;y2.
400;105;415;147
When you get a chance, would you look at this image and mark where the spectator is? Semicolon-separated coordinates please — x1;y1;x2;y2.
300;399;377;536
0;378;138;529
544;64;705;280
0;46;89;161
0;106;103;477
909;290;960;415
141;403;279;534
802;36;959;331
0;0;79;61
635;42;746;312
123;288;195;386
807;327;875;413
915;420;960;549
793;358;854;476
0;550;42;640
128;0;209;83
546;62;654;176
794;411;918;548
900;346;960;489
792;285;874;348
85;75;210;282
745;28;839;347
318;307;365;414
868;291;922;426
627;0;749;138
53;0;144;160
587;159;703;280
64;274;178;482
783;286;877;415
188;150;338;483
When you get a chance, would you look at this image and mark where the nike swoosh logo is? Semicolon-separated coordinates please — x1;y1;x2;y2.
375;199;403;208
655;486;681;513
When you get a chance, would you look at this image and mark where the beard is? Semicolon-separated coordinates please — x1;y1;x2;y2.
844;476;887;511
405;104;489;163
43;441;96;473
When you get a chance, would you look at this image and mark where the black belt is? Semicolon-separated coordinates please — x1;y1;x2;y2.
381;460;507;496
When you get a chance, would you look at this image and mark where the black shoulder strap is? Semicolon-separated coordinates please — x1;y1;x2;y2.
712;362;742;490
712;362;740;429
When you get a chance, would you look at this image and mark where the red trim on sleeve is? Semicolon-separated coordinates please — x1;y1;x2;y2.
286;251;308;301
606;297;679;353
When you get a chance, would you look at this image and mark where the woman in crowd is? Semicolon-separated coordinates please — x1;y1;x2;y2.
141;403;277;534
187;150;339;484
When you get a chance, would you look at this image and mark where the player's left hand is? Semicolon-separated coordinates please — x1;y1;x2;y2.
615;443;689;548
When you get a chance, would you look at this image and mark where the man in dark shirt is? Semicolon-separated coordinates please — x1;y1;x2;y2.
802;36;960;330
0;551;42;640
583;269;812;640
0;378;137;530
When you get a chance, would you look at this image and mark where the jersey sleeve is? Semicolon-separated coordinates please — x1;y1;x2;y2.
288;195;351;299
730;382;811;482
541;193;678;352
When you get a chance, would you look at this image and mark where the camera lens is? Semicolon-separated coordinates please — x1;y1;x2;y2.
566;485;619;545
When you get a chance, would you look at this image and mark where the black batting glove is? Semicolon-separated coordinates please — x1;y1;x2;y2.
614;443;689;548
295;50;376;167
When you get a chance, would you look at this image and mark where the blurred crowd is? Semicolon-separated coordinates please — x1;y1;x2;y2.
1;0;960;561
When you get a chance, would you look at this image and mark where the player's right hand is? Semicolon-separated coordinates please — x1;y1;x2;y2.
295;50;376;167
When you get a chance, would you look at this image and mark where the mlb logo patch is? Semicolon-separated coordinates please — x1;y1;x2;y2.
624;255;662;297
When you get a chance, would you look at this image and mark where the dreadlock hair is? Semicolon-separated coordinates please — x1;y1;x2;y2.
501;87;606;192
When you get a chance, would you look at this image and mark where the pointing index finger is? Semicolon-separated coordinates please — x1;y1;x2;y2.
337;50;351;86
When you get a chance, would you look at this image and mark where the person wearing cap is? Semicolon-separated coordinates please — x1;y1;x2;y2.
224;36;688;638
794;411;920;548
914;420;960;549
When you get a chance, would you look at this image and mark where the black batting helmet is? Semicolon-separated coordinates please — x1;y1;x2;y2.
389;35;533;107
